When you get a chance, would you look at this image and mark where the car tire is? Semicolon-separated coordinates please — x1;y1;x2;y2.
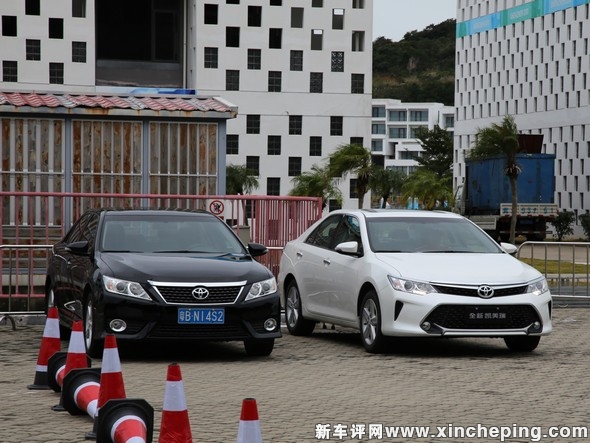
83;296;103;359
285;280;316;336
504;335;540;352
244;338;275;356
360;291;386;354
45;286;71;340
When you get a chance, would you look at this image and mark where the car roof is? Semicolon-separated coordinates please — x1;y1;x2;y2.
328;209;464;220
87;208;213;217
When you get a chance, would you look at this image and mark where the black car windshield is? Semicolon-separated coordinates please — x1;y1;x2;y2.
367;217;503;254
100;214;247;255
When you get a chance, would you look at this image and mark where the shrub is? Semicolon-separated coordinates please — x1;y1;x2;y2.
578;213;590;241
550;211;575;241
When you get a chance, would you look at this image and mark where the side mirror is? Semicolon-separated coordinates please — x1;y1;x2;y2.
335;241;360;256
499;242;518;256
248;242;268;257
65;240;90;255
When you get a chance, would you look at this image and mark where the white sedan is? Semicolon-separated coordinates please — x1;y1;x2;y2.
278;209;552;353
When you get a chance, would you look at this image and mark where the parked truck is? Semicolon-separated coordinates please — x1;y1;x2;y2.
455;153;558;242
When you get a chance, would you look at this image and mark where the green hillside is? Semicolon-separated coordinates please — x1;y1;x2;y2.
372;19;456;105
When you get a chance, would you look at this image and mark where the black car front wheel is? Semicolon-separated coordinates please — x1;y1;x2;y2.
84;296;104;359
244;338;274;356
504;335;540;352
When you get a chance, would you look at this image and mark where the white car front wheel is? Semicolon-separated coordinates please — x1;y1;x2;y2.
360;291;385;353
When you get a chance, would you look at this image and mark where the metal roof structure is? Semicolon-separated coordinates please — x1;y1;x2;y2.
0;91;238;119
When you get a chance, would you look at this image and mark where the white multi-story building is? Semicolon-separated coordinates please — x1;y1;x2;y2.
371;99;454;175
0;0;373;209
454;0;590;234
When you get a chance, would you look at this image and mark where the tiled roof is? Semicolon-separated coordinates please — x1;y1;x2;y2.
0;91;237;117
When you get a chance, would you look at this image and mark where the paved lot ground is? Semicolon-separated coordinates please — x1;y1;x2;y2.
1;308;589;443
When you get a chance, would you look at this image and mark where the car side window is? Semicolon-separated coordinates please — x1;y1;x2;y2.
64;213;89;243
83;214;100;247
331;215;363;254
305;215;342;249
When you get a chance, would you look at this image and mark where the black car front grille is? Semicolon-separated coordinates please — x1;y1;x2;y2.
425;305;541;330
154;285;243;304
431;284;528;297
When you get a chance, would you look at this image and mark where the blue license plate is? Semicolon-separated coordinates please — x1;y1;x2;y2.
178;308;225;324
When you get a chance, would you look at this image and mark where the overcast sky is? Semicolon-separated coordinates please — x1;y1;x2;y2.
373;0;457;42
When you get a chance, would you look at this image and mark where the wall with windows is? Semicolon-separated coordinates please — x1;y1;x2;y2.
454;0;590;235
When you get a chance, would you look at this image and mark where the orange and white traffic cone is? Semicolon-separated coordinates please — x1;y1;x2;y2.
52;320;90;411
96;398;154;443
158;363;192;443
28;306;61;390
87;334;126;440
236;398;262;443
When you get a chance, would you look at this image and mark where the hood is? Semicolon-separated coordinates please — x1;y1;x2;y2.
375;252;541;285
98;252;272;283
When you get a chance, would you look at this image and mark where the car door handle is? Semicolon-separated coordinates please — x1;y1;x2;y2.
323;258;331;265
296;251;303;258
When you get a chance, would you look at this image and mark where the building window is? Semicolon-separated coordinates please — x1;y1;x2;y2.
270;0;282;5
226;0;239;3
328;199;342;211
309;136;322;156
49;18;64;39
246;156;260;175
49;62;64;84
291;7;303;28
268;135;282;155
226;70;240;91
371;140;383;152
226;27;240;47
330;116;343;136
372;123;385;135
352;0;365;8
72;41;87;63
246;115;260;134
247;49;261;69
268;71;282;92
204;4;218;24
226;135;239;155
26;39;41;61
311;29;323;50
350;179;358;198
352;31;364;51
389;127;407;138
2;16;17;36
331;51;344;72
372;106;385;118
26;0;40;15
248;6;261;26
269;28;282;49
204;47;218;68
72;0;86;18
351;74;364;94
350;137;363;146
389;110;407;121
289;116;303;135
288;157;302;176
409;110;428;121
310;72;323;93
290;50;303;71
267;178;281;196
2;61;17;82
332;8;344;30
312;0;323;6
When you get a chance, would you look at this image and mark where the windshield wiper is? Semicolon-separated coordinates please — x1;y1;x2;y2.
152;250;209;253
102;250;142;253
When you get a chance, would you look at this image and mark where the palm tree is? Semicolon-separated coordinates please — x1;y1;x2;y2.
328;143;372;209
402;168;453;210
289;164;342;210
369;167;407;208
468;115;520;243
225;164;259;195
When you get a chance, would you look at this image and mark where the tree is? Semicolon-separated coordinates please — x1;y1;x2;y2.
289;164;342;210
328;143;372;209
369;167;406;208
550;211;575;241
468;115;521;244
578;213;590;241
414;125;453;179
402;169;453;210
225;164;259;195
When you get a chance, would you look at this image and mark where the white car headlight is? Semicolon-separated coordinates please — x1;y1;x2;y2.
103;276;150;300
527;276;549;296
388;275;438;296
245;277;277;301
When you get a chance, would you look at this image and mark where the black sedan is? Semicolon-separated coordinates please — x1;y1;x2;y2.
46;208;281;357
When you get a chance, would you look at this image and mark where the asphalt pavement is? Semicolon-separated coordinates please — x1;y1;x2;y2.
1;308;589;443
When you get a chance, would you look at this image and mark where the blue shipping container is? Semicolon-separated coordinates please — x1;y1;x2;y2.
465;153;555;212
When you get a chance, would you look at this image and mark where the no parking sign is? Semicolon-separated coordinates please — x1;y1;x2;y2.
209;200;224;216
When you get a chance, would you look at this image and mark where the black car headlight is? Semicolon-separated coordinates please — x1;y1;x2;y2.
245;277;277;301
103;276;150;301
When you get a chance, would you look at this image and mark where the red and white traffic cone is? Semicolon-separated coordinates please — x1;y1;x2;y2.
52;320;91;411
158;363;192;443
237;398;262;443
62;367;101;417
28;306;61;390
87;334;126;440
96;398;154;443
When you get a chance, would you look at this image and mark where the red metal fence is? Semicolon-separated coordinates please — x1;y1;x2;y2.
0;191;322;314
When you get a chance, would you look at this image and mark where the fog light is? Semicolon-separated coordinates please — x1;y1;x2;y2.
421;321;431;331
109;319;127;332
532;321;541;330
264;318;277;331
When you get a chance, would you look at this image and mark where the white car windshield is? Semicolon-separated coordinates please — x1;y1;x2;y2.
367;217;503;253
